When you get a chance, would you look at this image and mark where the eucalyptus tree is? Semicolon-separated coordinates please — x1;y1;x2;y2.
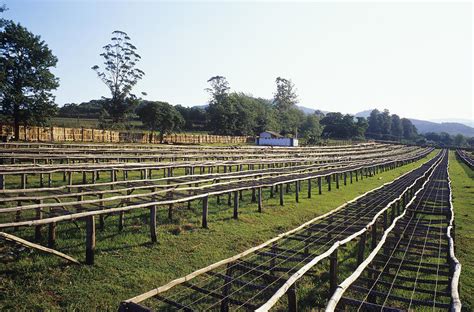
92;30;145;125
0;20;59;140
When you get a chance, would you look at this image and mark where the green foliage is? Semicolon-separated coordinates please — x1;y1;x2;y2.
136;101;184;142
273;77;301;136
175;105;207;131
252;97;279;134
367;109;417;141
423;131;473;148
320;112;362;140
92;30;145;124
0;20;59;139
390;114;403;139
58;99;106;118
205;76;232;135
273;77;298;111
205;75;230;104
401;117;417;140
300;113;322;144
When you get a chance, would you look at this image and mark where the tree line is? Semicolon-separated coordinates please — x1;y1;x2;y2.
1;8;473;148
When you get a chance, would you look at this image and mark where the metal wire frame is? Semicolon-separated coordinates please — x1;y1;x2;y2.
331;150;461;311
118;151;442;311
456;149;473;169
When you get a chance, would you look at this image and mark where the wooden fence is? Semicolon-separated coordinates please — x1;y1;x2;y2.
0;125;252;145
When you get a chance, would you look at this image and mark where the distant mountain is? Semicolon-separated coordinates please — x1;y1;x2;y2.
410;119;474;137
354;110;373;118
429;118;474;128
355;109;474;137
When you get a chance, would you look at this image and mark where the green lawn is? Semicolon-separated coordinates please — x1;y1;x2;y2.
449;151;474;310
0;152;437;311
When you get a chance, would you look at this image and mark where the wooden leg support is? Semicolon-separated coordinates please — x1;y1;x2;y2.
150;205;157;242
202;196;208;228
85;216;95;265
233;191;239;219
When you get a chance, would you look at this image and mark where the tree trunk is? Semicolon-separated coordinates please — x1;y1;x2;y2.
13;104;20;141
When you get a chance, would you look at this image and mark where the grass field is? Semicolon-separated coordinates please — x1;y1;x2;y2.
449;151;474;310
0;152;439;310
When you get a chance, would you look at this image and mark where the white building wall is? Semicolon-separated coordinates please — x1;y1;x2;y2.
258;138;298;147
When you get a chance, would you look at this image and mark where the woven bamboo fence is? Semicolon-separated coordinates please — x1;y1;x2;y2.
0;125;252;145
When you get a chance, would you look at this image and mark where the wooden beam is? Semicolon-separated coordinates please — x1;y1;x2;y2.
0;232;79;264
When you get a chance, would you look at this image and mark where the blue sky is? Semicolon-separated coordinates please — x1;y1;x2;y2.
3;1;472;121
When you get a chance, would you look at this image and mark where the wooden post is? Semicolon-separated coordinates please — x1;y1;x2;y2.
35;199;43;241
202;195;209;228
371;221;377;249
336;173;339;189
295;181;299;203
21;173;26;189
318;177;322;195
150;205;157;242
220;264;234;312
330;249;338;293
99;194;105;230
1;174;6;190
343;172;347;186
279;184;284;206
307;178;311;198
327;175;331;191
233;191;239;219
119;211;124;232
287;284;297;312
85;216;95;265
350;171;353;184
357;232;366;265
257;187;262;213
251;188;256;203
48;222;56;248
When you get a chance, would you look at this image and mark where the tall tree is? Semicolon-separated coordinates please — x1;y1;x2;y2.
92;30;145;124
366;109;381;139
391;114;403;140
300;113;322;145
253;97;279;134
354;117;368;139
379;109;392;139
401;118;417;140
273;77;298;111
0;4;7;27
136;101;184;143
0;21;59;140
453;134;466;147
205;76;233;135
205;76;230;104
175;105;207;131
273;77;300;135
